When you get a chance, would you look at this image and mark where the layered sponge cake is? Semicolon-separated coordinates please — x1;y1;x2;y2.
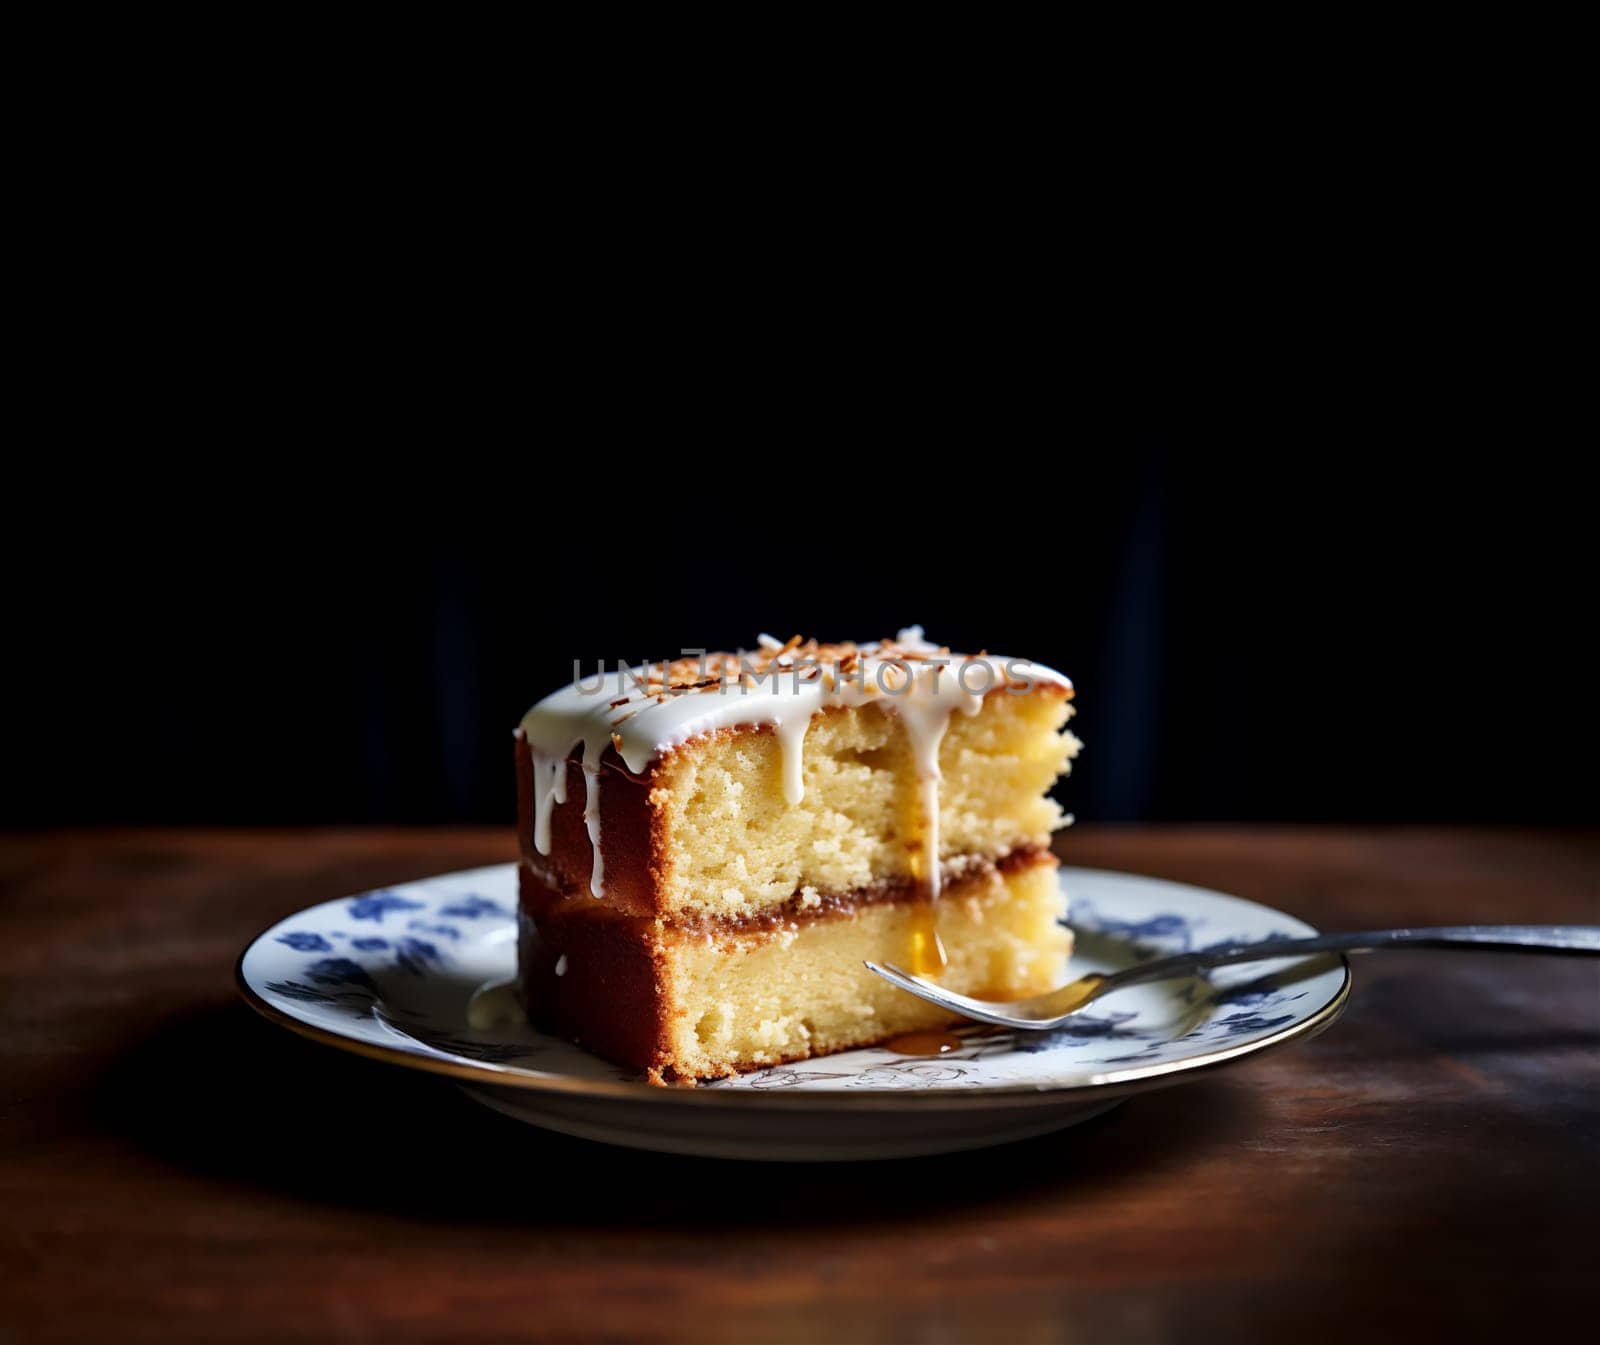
514;630;1080;1082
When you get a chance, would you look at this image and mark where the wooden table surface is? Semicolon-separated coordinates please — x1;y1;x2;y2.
1;827;1595;1345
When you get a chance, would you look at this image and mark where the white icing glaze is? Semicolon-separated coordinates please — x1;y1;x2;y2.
519;629;1072;905
530;749;567;855
581;741;605;896
892;673;986;904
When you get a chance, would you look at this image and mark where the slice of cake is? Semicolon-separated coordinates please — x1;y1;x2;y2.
514;629;1080;1082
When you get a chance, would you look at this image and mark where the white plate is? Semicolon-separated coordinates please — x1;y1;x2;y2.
237;865;1348;1160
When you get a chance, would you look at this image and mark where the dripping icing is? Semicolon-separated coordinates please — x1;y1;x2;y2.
518;630;1072;926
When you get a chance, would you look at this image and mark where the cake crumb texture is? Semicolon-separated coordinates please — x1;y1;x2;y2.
653;690;1079;919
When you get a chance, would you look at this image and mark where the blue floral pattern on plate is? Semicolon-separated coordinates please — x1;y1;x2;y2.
239;865;1347;1094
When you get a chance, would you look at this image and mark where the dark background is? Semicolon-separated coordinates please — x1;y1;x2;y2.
9;434;1589;826
3;71;1592;830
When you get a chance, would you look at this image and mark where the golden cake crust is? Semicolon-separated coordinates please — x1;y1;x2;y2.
515;734;663;917
515;868;672;1078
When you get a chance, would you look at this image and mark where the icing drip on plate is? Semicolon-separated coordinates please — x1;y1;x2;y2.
518;628;1071;970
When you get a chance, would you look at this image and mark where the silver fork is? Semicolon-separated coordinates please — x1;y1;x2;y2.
865;925;1600;1031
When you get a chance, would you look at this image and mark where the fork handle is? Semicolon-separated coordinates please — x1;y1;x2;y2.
1117;924;1600;987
